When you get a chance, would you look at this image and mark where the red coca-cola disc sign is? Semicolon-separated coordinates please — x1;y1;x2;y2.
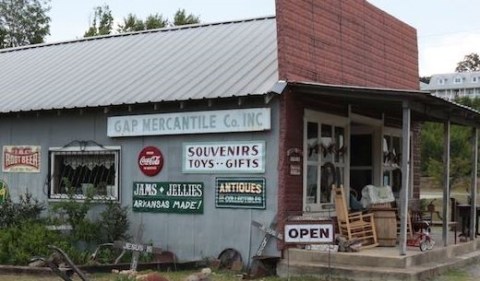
138;146;164;176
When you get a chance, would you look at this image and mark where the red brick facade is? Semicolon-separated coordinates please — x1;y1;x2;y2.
276;0;419;90
275;0;420;248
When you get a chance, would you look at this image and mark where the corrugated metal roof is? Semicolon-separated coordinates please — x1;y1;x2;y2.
0;17;279;113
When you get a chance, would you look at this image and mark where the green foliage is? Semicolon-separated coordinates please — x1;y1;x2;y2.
0;183;131;266
84;4;114;37
0;190;45;228
0;222;73;265
145;13;168;29
173;9;200;26
99;200;130;242
421;97;480;187
456;52;480;72
118;14;146;33
0;0;51;48
86;6;199;37
50;178;102;245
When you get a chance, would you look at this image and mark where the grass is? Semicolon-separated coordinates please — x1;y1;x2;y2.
0;270;335;281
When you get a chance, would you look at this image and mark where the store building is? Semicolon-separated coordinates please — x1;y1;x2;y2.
1;0;479;267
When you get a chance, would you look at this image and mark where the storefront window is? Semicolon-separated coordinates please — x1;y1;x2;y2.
383;133;402;195
305;111;348;211
49;146;120;200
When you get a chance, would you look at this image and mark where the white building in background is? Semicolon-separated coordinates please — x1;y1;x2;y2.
421;71;480;100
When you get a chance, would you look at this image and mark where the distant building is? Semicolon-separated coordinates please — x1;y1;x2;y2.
421;71;480;100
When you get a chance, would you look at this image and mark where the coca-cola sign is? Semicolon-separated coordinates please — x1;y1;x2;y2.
138;146;164;176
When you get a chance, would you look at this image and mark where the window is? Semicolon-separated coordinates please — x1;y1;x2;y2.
454;77;462;84
49;145;120;200
382;133;401;195
304;110;348;211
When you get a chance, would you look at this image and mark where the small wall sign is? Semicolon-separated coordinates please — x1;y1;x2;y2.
284;221;334;244
215;178;266;209
3;145;40;173
132;182;203;214
287;148;302;176
138;146;164;176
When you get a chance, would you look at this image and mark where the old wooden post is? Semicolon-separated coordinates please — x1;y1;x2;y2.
251;216;283;257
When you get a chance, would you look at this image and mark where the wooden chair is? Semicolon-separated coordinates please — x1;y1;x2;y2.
333;185;379;249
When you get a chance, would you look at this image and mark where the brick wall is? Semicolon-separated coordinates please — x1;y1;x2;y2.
276;0;419;90
275;0;421;247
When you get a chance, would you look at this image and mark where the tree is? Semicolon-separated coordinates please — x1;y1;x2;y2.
117;14;145;33
419;76;431;84
173;9;200;26
144;13;168;29
455;53;480;72
118;13;167;33
421;97;480;189
84;4;114;37
0;0;51;49
85;7;199;37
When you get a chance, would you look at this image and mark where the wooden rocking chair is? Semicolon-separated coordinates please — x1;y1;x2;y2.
333;185;379;249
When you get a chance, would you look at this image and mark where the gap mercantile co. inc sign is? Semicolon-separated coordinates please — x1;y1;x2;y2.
107;108;271;137
132;182;203;214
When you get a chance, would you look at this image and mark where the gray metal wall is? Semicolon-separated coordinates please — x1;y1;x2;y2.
0;99;280;264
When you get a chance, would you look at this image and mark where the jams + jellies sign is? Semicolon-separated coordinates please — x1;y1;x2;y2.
132;182;203;214
138;146;163;176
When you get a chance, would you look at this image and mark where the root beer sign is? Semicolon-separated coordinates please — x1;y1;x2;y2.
138;146;163;176
3;145;40;173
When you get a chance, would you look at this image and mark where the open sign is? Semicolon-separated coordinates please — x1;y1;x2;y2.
284;221;334;244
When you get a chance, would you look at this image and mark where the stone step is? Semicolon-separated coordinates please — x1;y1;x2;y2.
284;239;480;268
277;249;480;281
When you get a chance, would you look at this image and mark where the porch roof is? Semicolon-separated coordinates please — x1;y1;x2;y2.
287;81;480;128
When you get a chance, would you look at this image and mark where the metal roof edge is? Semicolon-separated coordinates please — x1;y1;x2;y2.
0;15;276;54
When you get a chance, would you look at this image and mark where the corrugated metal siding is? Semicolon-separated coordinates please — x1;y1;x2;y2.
0;17;279;113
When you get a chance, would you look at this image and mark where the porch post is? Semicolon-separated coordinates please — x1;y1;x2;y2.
470;127;478;241
399;102;411;255
442;121;451;246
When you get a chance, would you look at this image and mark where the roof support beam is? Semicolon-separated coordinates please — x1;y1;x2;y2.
469;127;478;241
442;120;451;246
399;101;411;256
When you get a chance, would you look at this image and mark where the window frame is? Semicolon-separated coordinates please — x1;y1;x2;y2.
48;145;121;201
303;110;349;212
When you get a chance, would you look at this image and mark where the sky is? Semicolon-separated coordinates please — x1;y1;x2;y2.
46;0;480;77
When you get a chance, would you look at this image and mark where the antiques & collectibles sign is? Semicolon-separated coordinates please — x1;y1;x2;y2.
107;108;271;137
3;145;40;173
215;178;266;209
183;141;265;173
132;182;203;214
